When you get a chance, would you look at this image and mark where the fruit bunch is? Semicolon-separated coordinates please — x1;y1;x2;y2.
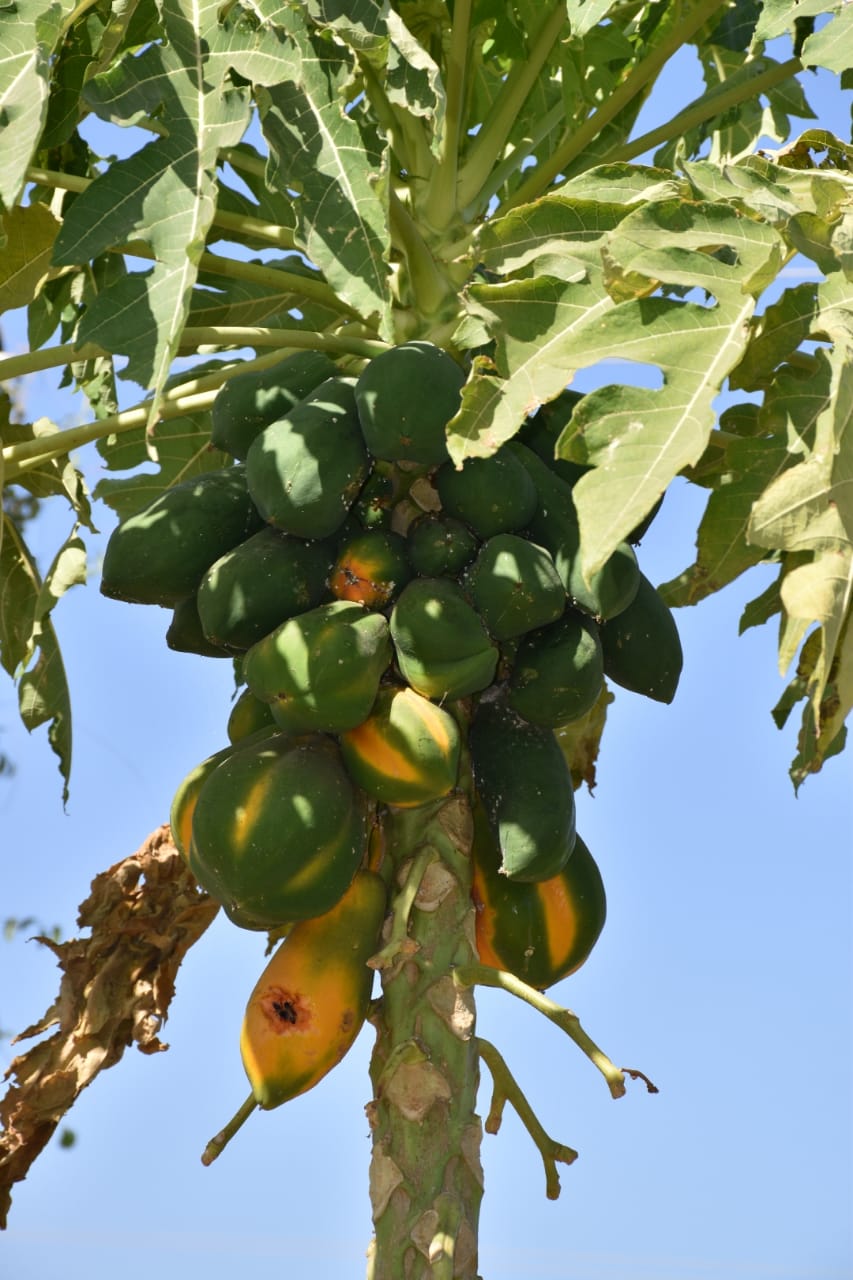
101;340;683;1107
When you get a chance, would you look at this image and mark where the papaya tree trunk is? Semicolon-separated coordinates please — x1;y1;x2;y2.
367;786;483;1279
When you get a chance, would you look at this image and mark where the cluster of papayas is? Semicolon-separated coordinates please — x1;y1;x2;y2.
101;340;684;1111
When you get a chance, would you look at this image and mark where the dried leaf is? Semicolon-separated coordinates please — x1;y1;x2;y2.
0;825;218;1228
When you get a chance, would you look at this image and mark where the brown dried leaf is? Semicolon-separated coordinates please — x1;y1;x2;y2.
0;824;218;1228
555;683;614;792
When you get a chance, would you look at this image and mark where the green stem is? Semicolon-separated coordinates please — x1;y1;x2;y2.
26;167;298;251
368;795;483;1279
60;0;100;35
200;1093;257;1166
462;101;565;222
369;843;438;973
477;1038;577;1201
219;147;268;181
604;56;803;166
456;1;567;213
505;0;729;209
389;190;451;318
455;963;626;1099
421;0;472;231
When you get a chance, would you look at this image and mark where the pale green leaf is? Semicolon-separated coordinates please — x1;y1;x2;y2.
0;0;72;206
0;203;61;314
566;0;619;39
93;412;230;518
753;0;838;43
729;283;819;392
800;5;853;73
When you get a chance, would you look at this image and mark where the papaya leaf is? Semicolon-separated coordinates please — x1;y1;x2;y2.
0;204;62;315
257;16;393;336
0;0;73;208
799;5;853;74
728;283;820;392
753;0;840;44
566;0;620;39
0;419;94;524
93;410;230;519
738;572;783;635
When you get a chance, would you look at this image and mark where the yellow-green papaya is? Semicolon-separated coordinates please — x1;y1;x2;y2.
389;578;498;701
338;685;460;808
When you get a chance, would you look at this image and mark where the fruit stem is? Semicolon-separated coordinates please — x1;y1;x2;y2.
200;1093;257;1165
368;842;438;973
454;963;626;1099
477;1037;577;1201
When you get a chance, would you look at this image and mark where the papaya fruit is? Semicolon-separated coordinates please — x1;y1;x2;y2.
353;469;395;531
509;441;640;620
471;801;606;990
517;391;589;488
507;609;604;727
169;725;277;862
354;341;465;465
210;350;339;460
469;696;576;882
166;594;232;658
339;685;460;808
196;527;332;651
329;529;412;609
243;600;392;734
406;513;479;579
100;466;264;607
467;533;565;641
599;571;683;703
240;869;386;1109
227;687;277;744
389;578;498;702
189;732;368;928
435;447;537;539
246;376;370;539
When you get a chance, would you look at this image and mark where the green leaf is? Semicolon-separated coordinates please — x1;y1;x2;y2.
93;412;231;519
0;0;72;207
799;5;853;73
258;17;392;335
753;0;838;44
566;0;619;39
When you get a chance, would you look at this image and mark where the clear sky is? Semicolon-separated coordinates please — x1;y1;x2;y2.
1;28;852;1280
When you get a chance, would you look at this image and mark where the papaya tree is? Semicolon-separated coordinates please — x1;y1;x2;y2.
0;0;851;1273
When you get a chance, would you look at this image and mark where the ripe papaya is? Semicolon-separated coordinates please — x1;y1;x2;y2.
406;513;479;579
243;600;392;734
210;350;339;460
354;341;465;465
246;376;370;539
329;529;412;609
189;732;368;928
389;578;498;702
471;802;606;990
197;527;332;651
339;685;460;808
100;466;264;607
507;610;604;727
599;571;683;703
509;442;640;621
227;687;277;744
435;447;537;539
467;533;565;641
469;696;576;882
166;594;232;658
240;869;386;1109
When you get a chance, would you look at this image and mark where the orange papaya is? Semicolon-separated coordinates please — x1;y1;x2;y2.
338;685;460;808
329;529;412;609
240;869;387;1109
471;802;606;990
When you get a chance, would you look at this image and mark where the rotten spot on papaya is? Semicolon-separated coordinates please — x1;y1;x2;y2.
260;985;312;1033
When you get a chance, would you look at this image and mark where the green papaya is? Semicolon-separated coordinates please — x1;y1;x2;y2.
467;533;565;641
210;350;339;460
509;441;640;620
472;801;606;990
507;610;604;727
166;594;232;658
227;687;277;743
244;600;392;734
189;732;368;928
355;342;465;465
406;514;479;578
518;391;589;487
389;578;498;701
435;447;538;539
197;527;332;651
246;377;370;539
352;469;395;530
469;696;576;882
101;466;264;607
599;571;683;703
169;725;277;861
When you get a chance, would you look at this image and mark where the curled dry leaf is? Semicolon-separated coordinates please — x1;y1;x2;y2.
0;824;218;1228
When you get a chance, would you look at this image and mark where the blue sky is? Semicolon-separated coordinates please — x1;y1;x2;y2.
1;26;852;1280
